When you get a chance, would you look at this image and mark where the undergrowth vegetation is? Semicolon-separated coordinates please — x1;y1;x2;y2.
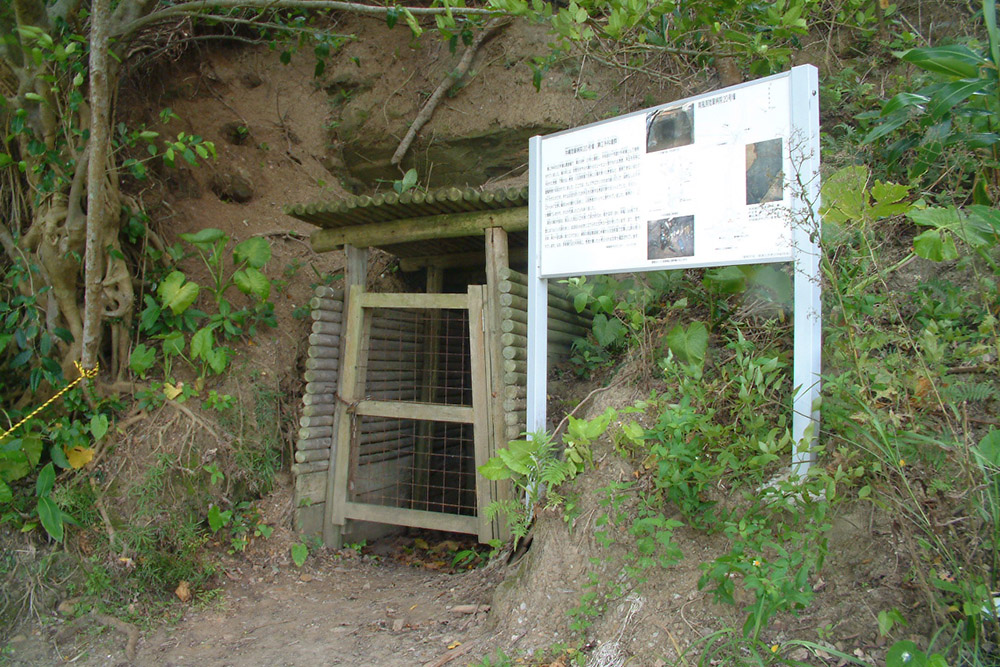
0;0;998;664
481;3;1000;664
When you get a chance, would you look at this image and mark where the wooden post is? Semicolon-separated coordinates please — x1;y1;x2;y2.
323;245;367;548
484;227;511;540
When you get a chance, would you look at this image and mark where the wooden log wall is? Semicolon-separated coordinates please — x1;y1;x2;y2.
495;268;593;442
293;286;344;534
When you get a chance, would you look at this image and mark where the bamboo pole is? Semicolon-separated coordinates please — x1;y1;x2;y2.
311;309;343;323
503;398;526;412
502;360;526;374
292;461;329;475
304;369;340;383
296;448;331;463
303;393;335;406
305;357;339;370
311;321;342;336
309;296;344;312
499;292;591;323
297;437;331;451
314;286;345;300
302;404;335;418
301;414;335;428
503;371;526;385
503;385;526;399
309;333;341;348
306;346;339;360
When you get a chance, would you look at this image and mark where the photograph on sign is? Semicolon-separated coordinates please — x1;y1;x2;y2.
538;72;800;278
647;215;694;260
646;104;694;152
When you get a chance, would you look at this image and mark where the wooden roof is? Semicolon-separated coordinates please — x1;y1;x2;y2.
285;186;529;265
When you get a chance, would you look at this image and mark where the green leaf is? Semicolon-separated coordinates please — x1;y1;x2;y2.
291;542;309;567
386;6;399;28
886;640;926;667
573;292;588;313
665;321;708;368
703;266;747;294
179;227;227;248
912;229;958;262
0;450;30;483
898;45;986;79
402;8;423;37
879;92;929;116
205;347;229;375
926;78;987;121
49;444;70;469
89;414;109;441
157;271;200;315
592;313;627;347
0;479;11;503
22;437;42;468
190;327;214;361
478;455;512;480
233;236;271;269
973;429;1000;468
0;153;12;168
129;343;156;378
498;446;531;476
35;462;55;497
208;505;231;532
36;496;64;542
820;165;869;223
233;267;271;301
161;330;185;357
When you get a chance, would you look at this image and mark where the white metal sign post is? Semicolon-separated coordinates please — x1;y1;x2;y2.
527;65;821;474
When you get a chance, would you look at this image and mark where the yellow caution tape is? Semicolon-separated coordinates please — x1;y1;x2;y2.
0;361;99;441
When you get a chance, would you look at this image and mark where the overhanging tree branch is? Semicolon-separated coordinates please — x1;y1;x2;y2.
117;0;497;37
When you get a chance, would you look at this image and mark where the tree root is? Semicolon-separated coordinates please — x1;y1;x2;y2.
390;16;511;168
54;611;139;662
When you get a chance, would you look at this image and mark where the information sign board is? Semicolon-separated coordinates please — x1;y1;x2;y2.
527;66;821;473
539;71;802;277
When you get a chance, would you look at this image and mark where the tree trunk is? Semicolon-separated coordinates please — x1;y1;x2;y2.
82;0;113;375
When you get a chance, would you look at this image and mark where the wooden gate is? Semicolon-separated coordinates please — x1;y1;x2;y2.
329;285;499;542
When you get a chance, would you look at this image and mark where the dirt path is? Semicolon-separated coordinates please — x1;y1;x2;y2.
6;550;498;667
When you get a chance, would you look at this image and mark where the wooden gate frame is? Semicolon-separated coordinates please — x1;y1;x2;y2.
329;285;498;543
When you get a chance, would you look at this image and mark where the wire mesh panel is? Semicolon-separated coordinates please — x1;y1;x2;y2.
351;416;477;516
331;288;493;540
360;308;472;405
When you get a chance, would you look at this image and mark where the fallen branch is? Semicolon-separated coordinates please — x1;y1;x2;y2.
391;17;512;167
422;639;481;667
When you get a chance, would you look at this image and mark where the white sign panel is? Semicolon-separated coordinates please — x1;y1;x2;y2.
528;66;821;475
539;72;797;278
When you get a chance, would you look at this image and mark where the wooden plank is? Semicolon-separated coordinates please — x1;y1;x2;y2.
342;501;478;535
398;246;529;272
484;228;511;540
295;503;325;538
355;400;474;423
467;285;495;543
325;262;366;547
296;470;328;504
360;292;469;310
310;207;528;253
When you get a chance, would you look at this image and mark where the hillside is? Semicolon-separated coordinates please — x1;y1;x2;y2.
2;2;999;666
